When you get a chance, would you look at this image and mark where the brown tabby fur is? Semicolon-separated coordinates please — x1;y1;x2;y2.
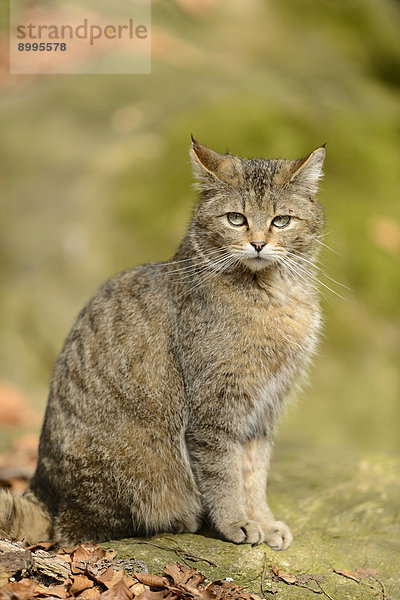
0;138;326;549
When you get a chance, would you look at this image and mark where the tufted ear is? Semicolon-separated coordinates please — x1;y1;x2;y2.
190;136;243;187
289;146;326;193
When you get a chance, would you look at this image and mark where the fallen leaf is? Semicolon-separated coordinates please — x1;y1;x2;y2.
135;590;168;600
333;569;360;583
355;568;378;579
99;578;133;600
122;573;141;590
83;544;113;562
0;578;36;600
95;565;115;585
34;582;66;598
60;547;76;555
204;579;260;600
69;574;94;594
133;573;165;588
79;588;102;599
26;541;58;552
271;566;297;585
71;546;94;563
95;567;136;591
129;583;146;595
71;561;89;575
164;563;205;587
56;553;72;563
185;573;205;589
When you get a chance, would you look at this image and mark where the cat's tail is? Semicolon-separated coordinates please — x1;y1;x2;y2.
0;489;51;543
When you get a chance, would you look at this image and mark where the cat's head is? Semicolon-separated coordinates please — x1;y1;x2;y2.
190;137;325;272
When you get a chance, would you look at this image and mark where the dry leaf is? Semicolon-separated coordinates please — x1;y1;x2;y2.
34;582;66;598
71;546;94;563
99;578;133;600
0;552;262;600
60;547;76;554
129;583;146;595
121;573;138;590
57;554;72;563
69;574;94;594
133;573;165;588
95;566;115;585
79;588;102;599
85;545;114;562
184;573;205;589
97;568;136;590
71;561;89;575
333;569;360;583
0;578;37;600
135;590;168;600
26;541;58;552
355;568;378;579
271;566;297;584
47;583;67;598
206;580;261;600
164;563;204;586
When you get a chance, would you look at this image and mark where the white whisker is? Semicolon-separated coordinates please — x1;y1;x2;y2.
152;247;229;279
285;250;352;292
151;246;228;270
282;253;351;302
316;238;342;256
167;251;233;282
279;255;329;303
177;254;239;300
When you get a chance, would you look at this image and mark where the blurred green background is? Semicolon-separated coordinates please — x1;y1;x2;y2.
0;0;399;457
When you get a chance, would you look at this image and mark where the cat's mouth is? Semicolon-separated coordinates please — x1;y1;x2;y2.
239;253;278;272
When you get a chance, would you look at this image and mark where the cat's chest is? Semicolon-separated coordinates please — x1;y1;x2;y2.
231;296;320;436
247;296;317;357
181;285;321;436
191;289;320;381
236;296;319;382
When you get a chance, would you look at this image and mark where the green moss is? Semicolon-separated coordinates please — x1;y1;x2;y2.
106;449;400;599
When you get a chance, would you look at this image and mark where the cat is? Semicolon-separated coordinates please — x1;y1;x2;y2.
0;137;325;550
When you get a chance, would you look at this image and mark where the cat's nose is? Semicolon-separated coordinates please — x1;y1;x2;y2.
250;241;266;253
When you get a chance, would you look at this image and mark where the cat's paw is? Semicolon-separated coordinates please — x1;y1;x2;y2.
263;520;293;550
219;519;264;545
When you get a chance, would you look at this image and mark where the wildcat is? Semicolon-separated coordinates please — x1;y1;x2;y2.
0;137;325;550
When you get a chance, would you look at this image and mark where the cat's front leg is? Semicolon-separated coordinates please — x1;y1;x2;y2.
186;429;264;544
242;437;293;550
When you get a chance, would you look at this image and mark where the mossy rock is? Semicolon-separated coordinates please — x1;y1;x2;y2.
105;447;400;599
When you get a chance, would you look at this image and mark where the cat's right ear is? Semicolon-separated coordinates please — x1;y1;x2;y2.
190;136;242;188
289;146;326;194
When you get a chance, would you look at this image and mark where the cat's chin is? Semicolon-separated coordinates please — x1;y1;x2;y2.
240;256;276;272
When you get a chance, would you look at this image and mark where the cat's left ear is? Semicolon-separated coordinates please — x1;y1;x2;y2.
289;146;326;193
190;136;242;188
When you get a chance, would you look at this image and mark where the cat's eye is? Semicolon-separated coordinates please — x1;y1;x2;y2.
272;215;291;228
227;212;247;227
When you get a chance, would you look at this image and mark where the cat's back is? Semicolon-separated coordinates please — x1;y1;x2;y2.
45;263;184;430
66;262;173;345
